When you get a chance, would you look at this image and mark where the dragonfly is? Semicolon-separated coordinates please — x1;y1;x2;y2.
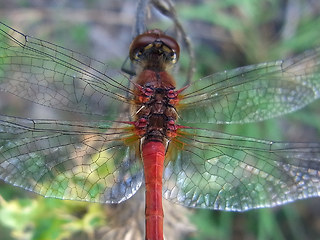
0;21;320;240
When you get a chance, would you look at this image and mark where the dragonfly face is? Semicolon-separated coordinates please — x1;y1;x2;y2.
129;29;180;68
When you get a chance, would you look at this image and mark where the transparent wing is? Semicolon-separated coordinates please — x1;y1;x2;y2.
0;22;133;120
179;48;320;124
163;128;320;211
0;115;143;203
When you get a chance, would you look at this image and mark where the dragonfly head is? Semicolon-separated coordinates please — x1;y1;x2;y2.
129;29;180;70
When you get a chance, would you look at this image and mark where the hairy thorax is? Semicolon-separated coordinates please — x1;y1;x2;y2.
133;69;179;144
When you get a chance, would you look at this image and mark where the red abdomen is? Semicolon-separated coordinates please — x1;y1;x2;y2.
142;141;166;240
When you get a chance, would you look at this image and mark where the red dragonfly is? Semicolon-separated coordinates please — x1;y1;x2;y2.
0;22;320;240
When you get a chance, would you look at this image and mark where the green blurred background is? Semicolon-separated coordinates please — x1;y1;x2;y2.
0;0;320;239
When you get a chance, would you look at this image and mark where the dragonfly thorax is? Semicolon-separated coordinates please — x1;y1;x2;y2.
133;80;179;145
